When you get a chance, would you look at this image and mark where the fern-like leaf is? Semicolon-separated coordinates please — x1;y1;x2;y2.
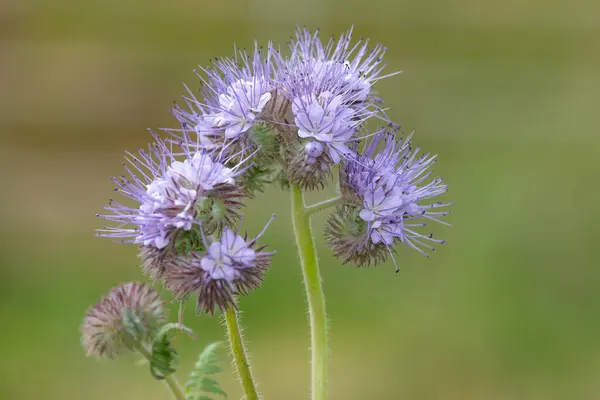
185;342;227;400
150;323;194;380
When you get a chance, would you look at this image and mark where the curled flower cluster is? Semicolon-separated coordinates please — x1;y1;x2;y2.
327;129;451;270
96;132;276;313
166;219;275;315
98;137;246;249
93;27;451;335
81;282;166;358
168;27;397;192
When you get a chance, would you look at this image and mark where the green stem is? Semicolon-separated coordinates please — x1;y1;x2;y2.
135;343;186;400
304;196;343;216
224;306;260;400
291;186;328;400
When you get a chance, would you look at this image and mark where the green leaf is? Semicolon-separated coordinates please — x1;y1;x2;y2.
150;323;195;380
185;342;228;400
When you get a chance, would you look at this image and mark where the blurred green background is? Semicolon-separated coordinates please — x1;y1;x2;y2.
2;0;600;399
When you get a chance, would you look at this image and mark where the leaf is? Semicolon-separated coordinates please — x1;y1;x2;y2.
185;342;228;400
150;323;195;380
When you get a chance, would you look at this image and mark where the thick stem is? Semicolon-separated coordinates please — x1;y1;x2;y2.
224;306;260;400
304;196;343;216
135;343;186;400
291;186;328;400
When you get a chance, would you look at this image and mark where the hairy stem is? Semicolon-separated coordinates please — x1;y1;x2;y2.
224;306;260;400
135;343;186;400
291;186;328;400
304;196;343;216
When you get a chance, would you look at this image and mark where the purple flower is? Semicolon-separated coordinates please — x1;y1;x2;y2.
329;129;451;270
165;28;404;193
286;27;393;104
265;27;399;172
97;135;246;250
292;92;356;163
170;44;274;148
165;216;276;315
207;78;272;138
359;186;405;223
81;282;166;359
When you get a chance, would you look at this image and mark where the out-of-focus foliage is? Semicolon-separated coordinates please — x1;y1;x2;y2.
185;342;227;400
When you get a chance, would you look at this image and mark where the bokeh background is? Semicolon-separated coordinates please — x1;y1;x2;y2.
2;0;600;399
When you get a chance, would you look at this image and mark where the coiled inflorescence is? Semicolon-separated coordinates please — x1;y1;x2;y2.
95;27;451;322
81;282;166;358
165;217;275;315
327;129;451;270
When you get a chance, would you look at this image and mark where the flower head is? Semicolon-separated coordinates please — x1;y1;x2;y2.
329;129;451;270
257;27;398;189
165;215;276;315
171;44;275;149
291;92;356;163
81;282;166;359
97;135;246;253
281;27;393;109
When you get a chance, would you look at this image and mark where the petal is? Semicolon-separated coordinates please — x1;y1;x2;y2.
220;228;236;250
372;187;386;206
314;132;333;143
327;95;343;110
381;194;404;210
219;94;234;109
359;209;375;222
200;256;215;272
229;233;248;254
298;128;313;139
208;242;223;259
295;113;312;132
236;248;256;265
154;235;170;249
255;92;271;111
331;143;351;159
404;203;419;215
337;106;354;121
380;231;394;245
370;231;382;244
308;102;325;125
225;122;245;138
328;147;341;164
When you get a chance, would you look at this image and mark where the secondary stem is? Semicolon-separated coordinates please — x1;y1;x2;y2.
304;196;343;216
224;306;260;400
291;186;328;400
135;343;186;400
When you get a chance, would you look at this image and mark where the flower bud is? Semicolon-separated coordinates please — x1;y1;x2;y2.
286;141;332;190
305;141;324;158
81;282;166;359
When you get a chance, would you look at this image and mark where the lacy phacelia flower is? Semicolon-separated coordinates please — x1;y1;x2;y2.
209;79;272;138
165;216;276;315
97;136;246;252
167;28;401;193
283;27;393;109
292;92;356;163
81;282;166;359
171;44;274;149
259;27;399;190
328;130;451;270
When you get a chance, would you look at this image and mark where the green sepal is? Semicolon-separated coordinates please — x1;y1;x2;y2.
248;122;279;155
